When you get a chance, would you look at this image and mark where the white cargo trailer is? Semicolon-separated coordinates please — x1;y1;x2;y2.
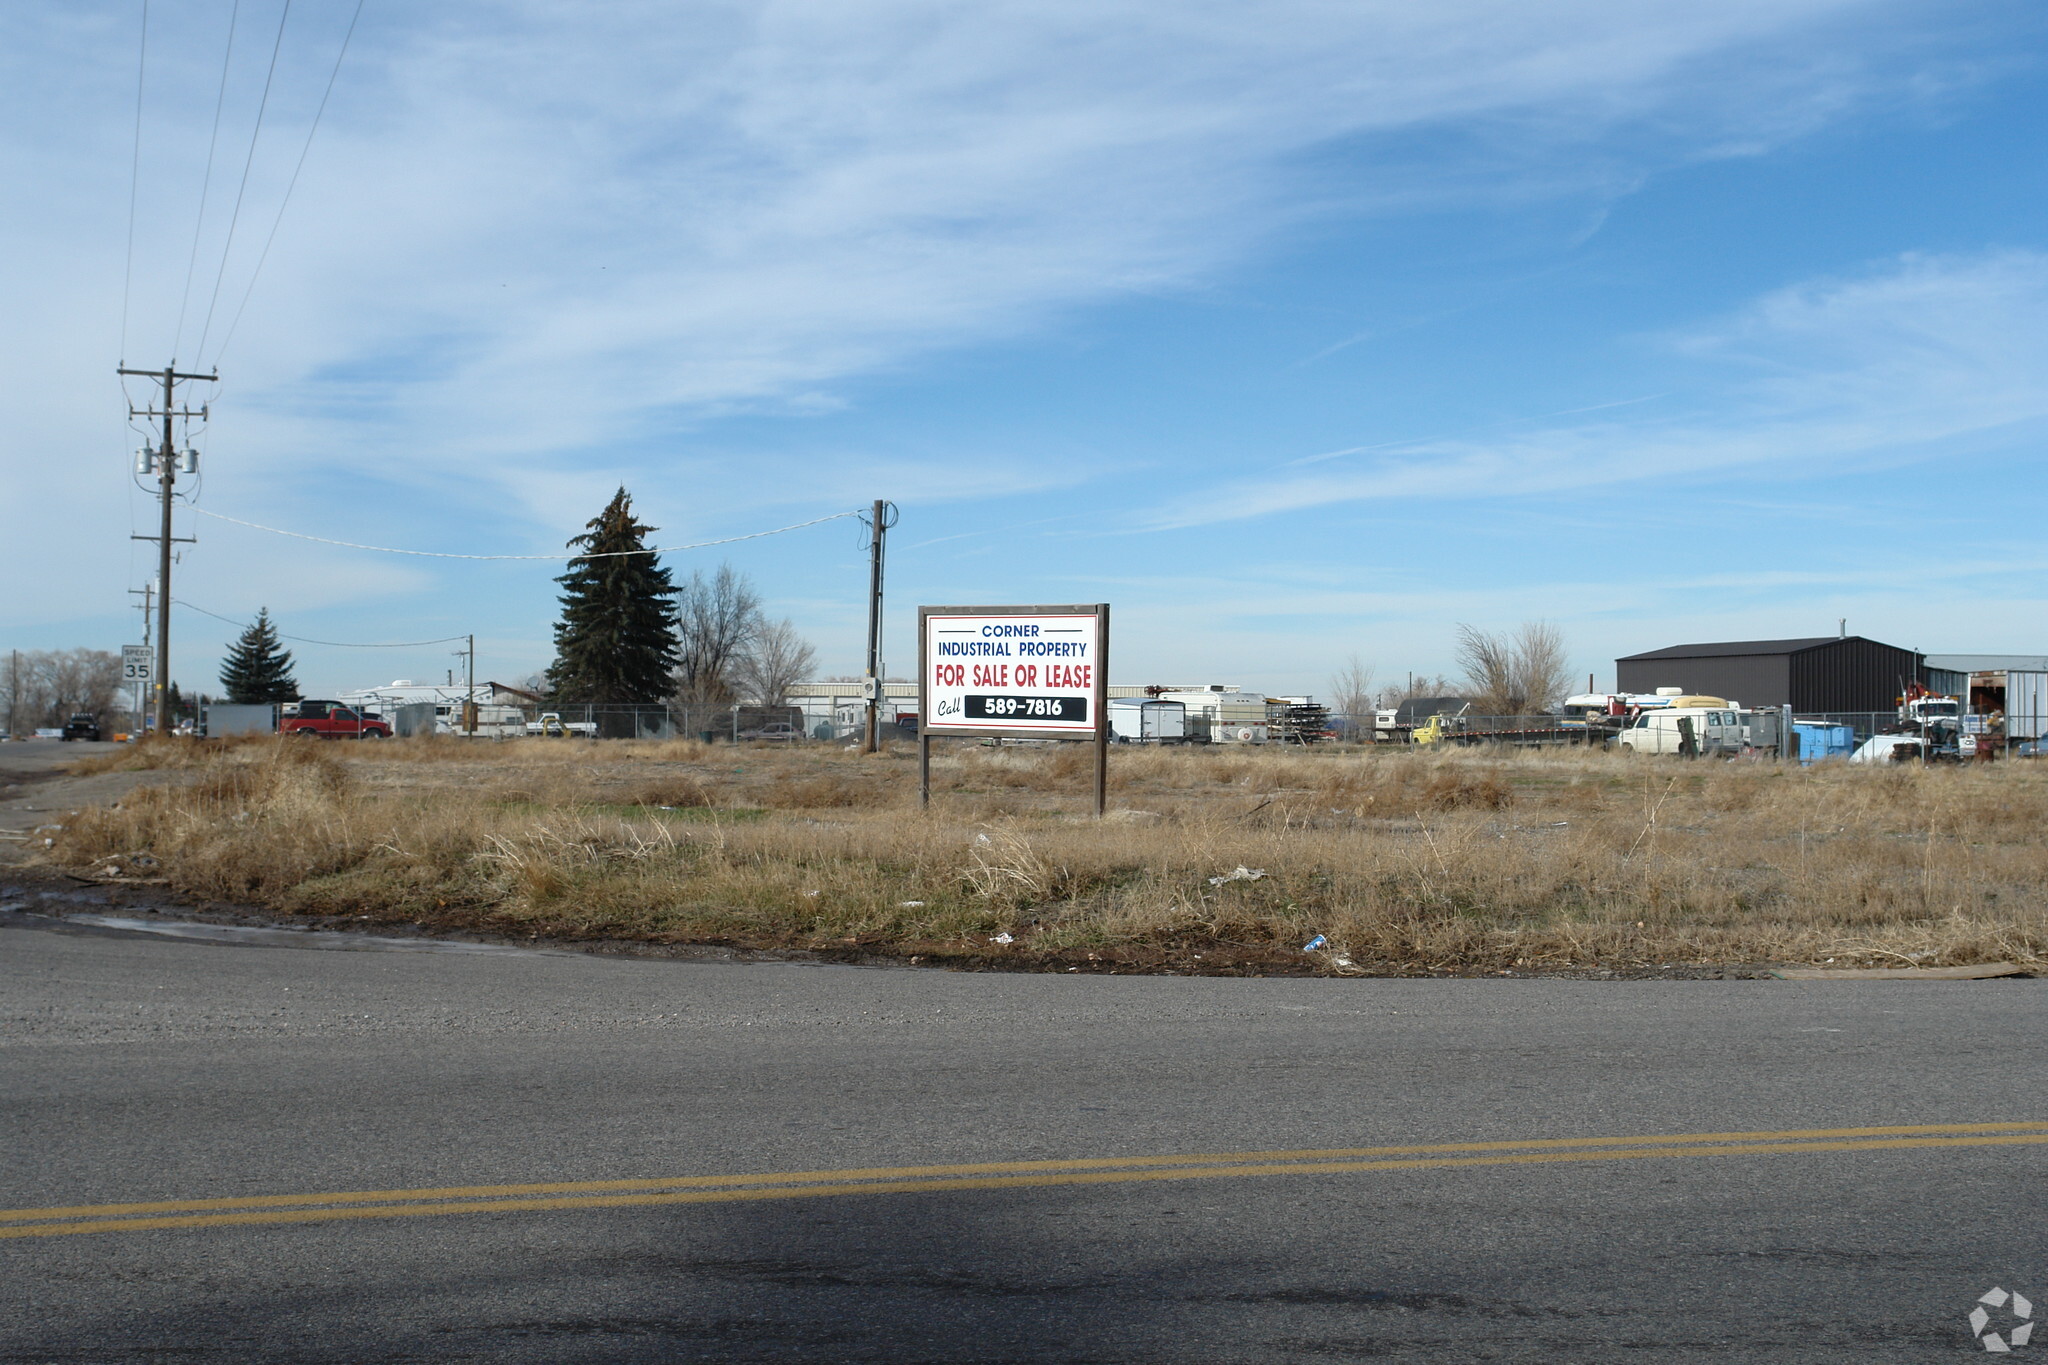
1109;698;1187;743
202;703;279;737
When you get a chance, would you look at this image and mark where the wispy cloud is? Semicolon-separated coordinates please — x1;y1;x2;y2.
10;3;1941;475
1148;250;2048;527
0;0;2016;674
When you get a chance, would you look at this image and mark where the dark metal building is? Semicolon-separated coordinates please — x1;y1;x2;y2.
1615;637;1925;712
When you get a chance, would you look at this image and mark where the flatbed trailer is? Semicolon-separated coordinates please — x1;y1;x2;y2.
1440;726;1606;748
1415;714;1609;747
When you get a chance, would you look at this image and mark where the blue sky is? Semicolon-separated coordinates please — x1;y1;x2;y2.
4;1;2046;698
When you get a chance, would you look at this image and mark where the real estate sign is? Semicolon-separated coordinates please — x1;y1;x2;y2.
919;605;1107;736
917;603;1111;815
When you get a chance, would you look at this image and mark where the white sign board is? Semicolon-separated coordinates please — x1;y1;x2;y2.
920;606;1107;735
122;645;154;682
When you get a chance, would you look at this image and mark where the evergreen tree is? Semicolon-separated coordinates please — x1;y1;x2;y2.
547;488;680;704
219;609;300;703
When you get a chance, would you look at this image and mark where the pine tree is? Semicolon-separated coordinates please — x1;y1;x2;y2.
547;488;680;704
219;609;301;704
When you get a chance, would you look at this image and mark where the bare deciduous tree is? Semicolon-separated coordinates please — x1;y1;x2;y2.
1327;655;1376;725
1513;621;1572;714
731;618;817;708
3;649;124;733
1453;621;1571;715
671;563;763;705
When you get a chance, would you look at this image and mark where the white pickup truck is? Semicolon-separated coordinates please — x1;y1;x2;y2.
524;712;598;738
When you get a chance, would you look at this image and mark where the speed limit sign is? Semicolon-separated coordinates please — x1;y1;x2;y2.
122;645;154;682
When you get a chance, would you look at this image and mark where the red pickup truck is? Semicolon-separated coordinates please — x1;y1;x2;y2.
281;700;392;739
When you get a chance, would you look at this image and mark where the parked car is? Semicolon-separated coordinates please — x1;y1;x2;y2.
2013;739;2046;759
280;700;392;739
60;713;101;742
738;721;800;742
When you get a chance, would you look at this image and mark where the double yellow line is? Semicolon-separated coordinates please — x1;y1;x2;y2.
5;1122;2044;1241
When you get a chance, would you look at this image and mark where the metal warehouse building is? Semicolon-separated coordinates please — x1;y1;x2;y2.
1615;636;1925;712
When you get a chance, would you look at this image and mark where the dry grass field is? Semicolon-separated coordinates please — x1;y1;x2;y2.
46;734;2048;974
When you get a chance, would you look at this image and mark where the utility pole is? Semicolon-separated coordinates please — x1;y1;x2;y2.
6;649;16;740
128;581;155;726
129;581;155;648
465;634;476;736
119;364;215;736
861;499;897;753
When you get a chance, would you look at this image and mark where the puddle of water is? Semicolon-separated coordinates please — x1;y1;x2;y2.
9;909;568;956
0;901;873;968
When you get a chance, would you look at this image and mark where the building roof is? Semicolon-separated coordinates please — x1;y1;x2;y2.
1617;636;1898;662
1395;696;1470;723
1924;654;2048;674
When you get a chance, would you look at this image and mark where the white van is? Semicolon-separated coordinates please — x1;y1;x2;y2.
1615;707;1746;755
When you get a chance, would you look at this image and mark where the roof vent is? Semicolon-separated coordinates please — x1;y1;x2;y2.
391;679;414;687
1655;687;1683;696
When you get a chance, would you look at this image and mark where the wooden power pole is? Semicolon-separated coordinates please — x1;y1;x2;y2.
861;499;897;753
119;364;215;736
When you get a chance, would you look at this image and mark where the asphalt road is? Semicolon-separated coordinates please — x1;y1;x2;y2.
2;900;2044;1363
0;738;149;868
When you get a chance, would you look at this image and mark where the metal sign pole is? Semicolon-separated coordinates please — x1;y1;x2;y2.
918;606;931;808
1093;602;1109;818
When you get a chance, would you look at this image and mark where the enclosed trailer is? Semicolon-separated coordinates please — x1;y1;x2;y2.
1109;698;1187;743
201;703;279;737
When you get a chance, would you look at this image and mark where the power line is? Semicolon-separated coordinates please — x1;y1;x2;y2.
194;0;292;362
118;0;150;365
188;505;862;559
173;0;243;362
213;0;365;368
175;599;468;649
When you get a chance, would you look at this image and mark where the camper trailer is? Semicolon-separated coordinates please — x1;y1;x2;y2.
1148;687;1268;744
